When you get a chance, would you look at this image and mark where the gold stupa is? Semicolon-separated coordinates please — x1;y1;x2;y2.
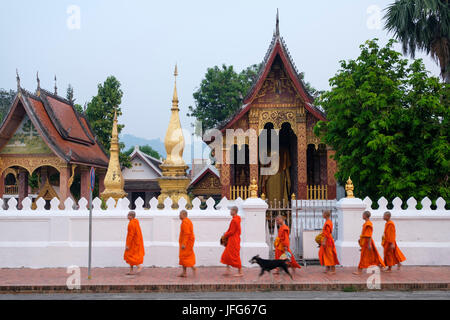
100;110;127;203
157;65;190;206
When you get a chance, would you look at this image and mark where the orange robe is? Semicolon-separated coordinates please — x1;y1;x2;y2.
275;224;301;269
220;215;242;268
124;218;145;266
358;220;385;269
179;217;196;267
318;219;340;266
383;220;406;267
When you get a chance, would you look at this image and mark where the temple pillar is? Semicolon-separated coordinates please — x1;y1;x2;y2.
80;167;90;201
220;147;231;199
249;111;259;191
59;165;71;209
18;169;29;209
296;113;307;199
327;148;337;199
0;172;4;199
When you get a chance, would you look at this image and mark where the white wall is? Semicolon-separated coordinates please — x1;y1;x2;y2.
0;196;268;268
335;196;450;266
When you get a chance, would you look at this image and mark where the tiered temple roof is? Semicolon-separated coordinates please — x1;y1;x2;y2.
218;13;327;131
0;86;109;168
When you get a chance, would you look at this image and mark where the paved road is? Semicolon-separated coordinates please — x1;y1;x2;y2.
1;290;449;300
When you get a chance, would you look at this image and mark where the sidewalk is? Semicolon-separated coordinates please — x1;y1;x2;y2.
0;266;449;293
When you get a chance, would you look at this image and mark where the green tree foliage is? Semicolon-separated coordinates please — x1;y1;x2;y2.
314;39;449;202
84;76;131;168
384;0;450;82
124;144;162;160
0;88;16;122
188;64;260;131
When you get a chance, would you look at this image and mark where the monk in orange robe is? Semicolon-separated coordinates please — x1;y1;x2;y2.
382;211;406;272
124;211;145;275
318;210;340;274
274;215;301;274
353;211;385;275
178;209;196;277
221;206;243;277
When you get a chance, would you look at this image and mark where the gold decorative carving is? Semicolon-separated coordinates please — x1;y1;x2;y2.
258;109;296;130
0;155;67;175
249;178;258;198
67;164;77;188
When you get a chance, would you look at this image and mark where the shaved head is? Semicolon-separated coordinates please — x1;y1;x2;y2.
323;210;331;218
363;211;371;219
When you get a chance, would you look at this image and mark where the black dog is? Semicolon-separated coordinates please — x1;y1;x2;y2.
249;255;293;280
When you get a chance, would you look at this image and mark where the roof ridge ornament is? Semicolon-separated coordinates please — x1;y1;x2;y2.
16;69;21;91
36;71;41;96
275;8;280;37
54;75;58;95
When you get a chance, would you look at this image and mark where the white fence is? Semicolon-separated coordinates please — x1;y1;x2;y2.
335;196;450;266
0;196;268;268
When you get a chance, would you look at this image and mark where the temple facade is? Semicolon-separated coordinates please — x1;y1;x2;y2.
213;16;337;203
0;76;109;208
122;145;162;208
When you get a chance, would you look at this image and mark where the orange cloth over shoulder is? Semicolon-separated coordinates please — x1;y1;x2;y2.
124;218;145;266
383;220;406;267
275;224;301;269
358;220;385;269
220;215;242;268
179;217;196;267
318;219;340;266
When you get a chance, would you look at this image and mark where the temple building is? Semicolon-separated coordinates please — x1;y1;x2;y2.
0;74;109;208
122;145;162;208
188;164;221;202
211;14;337;203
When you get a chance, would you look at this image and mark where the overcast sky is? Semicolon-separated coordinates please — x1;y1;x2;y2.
0;0;441;143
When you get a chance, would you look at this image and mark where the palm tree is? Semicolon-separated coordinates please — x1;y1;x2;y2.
384;0;450;82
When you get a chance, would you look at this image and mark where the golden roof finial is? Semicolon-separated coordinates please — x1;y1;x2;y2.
345;176;355;198
249;178;258;198
163;65;185;166
172;64;179;108
100;107;127;204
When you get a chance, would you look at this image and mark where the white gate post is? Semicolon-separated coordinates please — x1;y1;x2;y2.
334;197;366;266
241;197;269;267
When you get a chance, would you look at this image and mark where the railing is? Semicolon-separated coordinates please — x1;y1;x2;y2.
306;185;327;200
230;185;249;200
4;185;18;195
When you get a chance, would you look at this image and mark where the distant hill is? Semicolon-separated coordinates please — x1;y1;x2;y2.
120;134;166;157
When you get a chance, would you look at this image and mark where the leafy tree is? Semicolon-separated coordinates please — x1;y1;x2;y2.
84;76;131;168
0;88;16;122
124;144;161;159
188;64;260;131
384;0;450;82
314;39;449;202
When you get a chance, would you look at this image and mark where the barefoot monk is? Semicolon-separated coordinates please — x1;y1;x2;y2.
382;211;406;272
221;206;243;277
318;210;339;274
275;215;302;273
178;209;196;277
353;211;385;275
124;211;145;275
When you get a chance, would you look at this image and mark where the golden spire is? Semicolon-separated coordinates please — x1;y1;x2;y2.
163;64;185;166
101;109;127;204
345;176;355;198
157;65;191;207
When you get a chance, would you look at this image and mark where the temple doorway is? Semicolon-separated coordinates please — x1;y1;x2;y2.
260;122;297;205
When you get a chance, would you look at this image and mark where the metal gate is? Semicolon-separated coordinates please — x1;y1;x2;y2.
265;197;337;264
